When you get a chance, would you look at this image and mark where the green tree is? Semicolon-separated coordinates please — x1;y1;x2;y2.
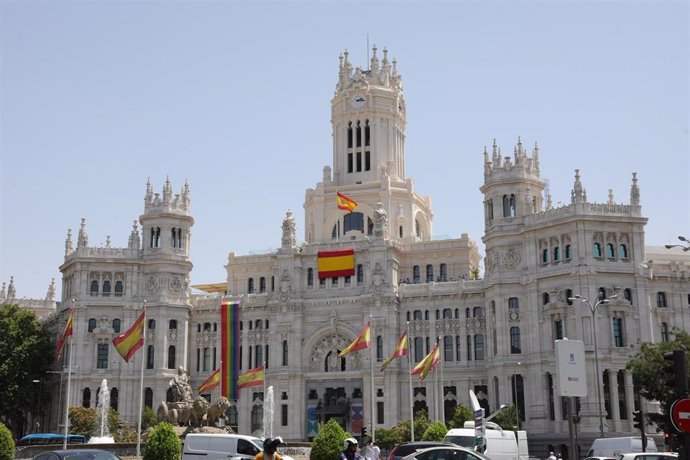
421;421;448;441
310;418;348;460
374;427;402;450
449;404;473;429
626;328;690;432
0;422;15;460
491;405;519;430
0;304;53;437
143;422;180;460
141;406;159;432
68;406;133;442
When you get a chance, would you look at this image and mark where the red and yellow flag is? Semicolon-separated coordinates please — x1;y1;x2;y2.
337;192;358;212
56;308;75;360
198;368;221;394
410;342;440;381
238;366;265;389
380;330;408;371
112;309;145;362
338;322;371;357
318;249;355;279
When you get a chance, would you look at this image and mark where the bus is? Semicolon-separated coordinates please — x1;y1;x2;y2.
17;433;87;447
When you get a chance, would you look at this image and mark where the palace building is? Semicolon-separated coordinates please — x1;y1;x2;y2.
40;47;690;455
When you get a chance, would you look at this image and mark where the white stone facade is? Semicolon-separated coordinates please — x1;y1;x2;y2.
39;47;690;456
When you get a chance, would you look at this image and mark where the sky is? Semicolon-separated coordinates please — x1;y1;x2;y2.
1;0;688;300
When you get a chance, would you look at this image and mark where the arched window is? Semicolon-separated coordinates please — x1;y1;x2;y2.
102;280;111;296
399;226;403;238
444;336;453;361
466;335;472;361
657;292;667;307
414;337;424;362
347;122;353;149
168;346;176;369
413;265;420;283
624;288;633;304
357;264;364;283
260;277;266;293
509;194;516;217
553;247;560;262
440;264;447;282
474;335;485;360
255;319;263;329
344;212;364;233
455;308;460;319
112;319;121;333
503;195;510;217
97;344;108;369
169;319;177;330
465;308;471;318
203;347;210;371
425;310;429;320
282;340;288;366
110;388;118;411
376;336;383;361
565;244;572;260
367;217;374;235
443;308;453;319
508;297;519;309
83;388;91;408
456;336;461;361
426;264;434;282
365;119;370;146
619;244;628;259
255;345;263;367
88;318;97;333
147;345;155;369
543;292;550;305
144;388;153;408
307;268;314;287
413;310;423;320
510;327;521;354
487;199;494;221
151;227;161;248
415;220;421;238
90;280;99;296
204;322;211;332
148;319;156;330
473;307;484;318
435;309;440;320
356;120;362;148
114;281;123;296
606;243;615;258
593;242;602;258
248;278;254;293
542;249;549;264
598;287;607;300
566;289;573;305
332;223;339;239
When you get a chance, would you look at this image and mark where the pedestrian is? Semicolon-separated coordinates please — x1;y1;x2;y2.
255;437;283;460
547;452;557;460
372;441;381;460
341;438;363;460
360;438;375;460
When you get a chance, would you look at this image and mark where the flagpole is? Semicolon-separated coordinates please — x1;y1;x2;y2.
136;303;146;460
440;336;445;425
369;315;375;444
407;321;414;442
263;359;267;439
434;338;439;422
63;306;75;450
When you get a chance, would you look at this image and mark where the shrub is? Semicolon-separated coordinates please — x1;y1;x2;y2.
421;421;447;441
373;427;401;450
141;406;159;431
0;422;14;460
143;422;181;460
449;404;473;429
310;418;348;460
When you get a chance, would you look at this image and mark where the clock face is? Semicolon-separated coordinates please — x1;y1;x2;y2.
351;94;366;109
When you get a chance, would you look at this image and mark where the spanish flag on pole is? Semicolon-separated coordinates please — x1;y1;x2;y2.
238;366;265;389
338;322;371;357
410;342;440;381
337;192;358;213
112;309;146;362
380;330;408;371
198;368;221;394
56;308;75;360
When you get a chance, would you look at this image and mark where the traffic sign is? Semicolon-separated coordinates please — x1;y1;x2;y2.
670;398;690;433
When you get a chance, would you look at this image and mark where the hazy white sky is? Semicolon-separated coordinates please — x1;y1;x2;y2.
1;0;688;300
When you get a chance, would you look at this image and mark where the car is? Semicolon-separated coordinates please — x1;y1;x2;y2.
389;442;457;460
616;454;678;460
31;449;122;460
401;445;495;460
585;456;616;460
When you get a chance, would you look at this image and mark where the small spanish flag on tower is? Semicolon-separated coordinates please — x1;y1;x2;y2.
337;192;358;212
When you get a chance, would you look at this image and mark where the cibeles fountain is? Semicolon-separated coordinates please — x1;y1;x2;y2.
88;379;115;444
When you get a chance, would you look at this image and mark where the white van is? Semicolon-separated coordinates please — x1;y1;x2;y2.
182;433;262;460
444;422;528;460
586;437;658;458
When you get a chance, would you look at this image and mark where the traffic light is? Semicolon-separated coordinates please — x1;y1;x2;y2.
633;410;644;431
361;426;367;439
663;350;688;396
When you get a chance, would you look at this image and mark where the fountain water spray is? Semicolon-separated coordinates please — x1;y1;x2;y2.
88;379;114;444
263;386;274;439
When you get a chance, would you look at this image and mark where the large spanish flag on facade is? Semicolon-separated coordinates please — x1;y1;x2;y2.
410;342;440;381
337;192;358;212
380;330;408;371
238;366;265;389
221;300;240;400
112;309;146;363
198;368;221;394
338;322;371;357
318;249;355;279
56;307;75;360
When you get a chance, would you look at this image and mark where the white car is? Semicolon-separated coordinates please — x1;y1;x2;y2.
616;454;678;460
401;445;494;460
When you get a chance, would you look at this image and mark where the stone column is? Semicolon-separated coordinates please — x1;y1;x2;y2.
608;368;620;431
624;369;636;431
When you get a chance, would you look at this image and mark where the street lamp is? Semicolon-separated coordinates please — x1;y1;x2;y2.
665;235;690;251
568;293;618;438
512;362;522;430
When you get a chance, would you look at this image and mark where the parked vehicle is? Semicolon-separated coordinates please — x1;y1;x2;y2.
389;441;455;460
586;437;658;458
444;421;528;460
401;445;494;460
182;433;262;460
31;449;121;460
616;453;677;460
18;434;87;447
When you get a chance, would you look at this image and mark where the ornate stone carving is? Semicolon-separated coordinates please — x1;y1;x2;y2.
147;276;160;294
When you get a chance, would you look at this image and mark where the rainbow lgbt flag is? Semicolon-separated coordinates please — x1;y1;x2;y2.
221;300;240;400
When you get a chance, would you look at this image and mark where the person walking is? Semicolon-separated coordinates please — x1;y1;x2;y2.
255;437;283;460
547;452;557;460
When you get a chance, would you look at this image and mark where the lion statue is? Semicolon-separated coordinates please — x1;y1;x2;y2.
203;396;232;427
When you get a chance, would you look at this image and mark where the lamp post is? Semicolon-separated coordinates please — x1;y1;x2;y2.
512;362;522;430
32;379;42;433
569;293;618;438
665;235;690;252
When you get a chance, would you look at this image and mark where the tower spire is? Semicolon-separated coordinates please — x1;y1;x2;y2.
630;172;640;206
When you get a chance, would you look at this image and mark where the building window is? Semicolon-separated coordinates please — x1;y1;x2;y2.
624;288;633;304
203;347;210;371
543;292;550;305
444;336;453;361
110;387;118;411
97;344;108;369
102;280;111;296
510;327;521;354
281;405;288;426
147;345;155;369
144;388;153;408
555;320;564;340
542;249;549;264
443;308;453;319
508;297;519;309
168;346;176;369
88;318;97;333
114;281;123;296
347;122;353;149
440;263;447;281
466;336;472;361
415;220;421;238
593;242;602;258
474;335;484;360
619;244;628;259
282;340;288;366
83;388;91;408
248;278;254;293
413;265;420;283
148;319;156;330
344;212;364;233
606;243;615;258
553;246;560;262
90;280;99;296
612;318;624;347
357;264;364;283
473;307;484;318
565;244;572;260
661;322;669;342
255;345;263;368
112;319;121;333
376;336;383;361
456;336;461;361
377;401;385;424
414;337;424;362
169;319;177;330
426;264;434;282
307;268;313;286
251;405;263;434
657;292;667;308
260;277;266;293
566;289;573;305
